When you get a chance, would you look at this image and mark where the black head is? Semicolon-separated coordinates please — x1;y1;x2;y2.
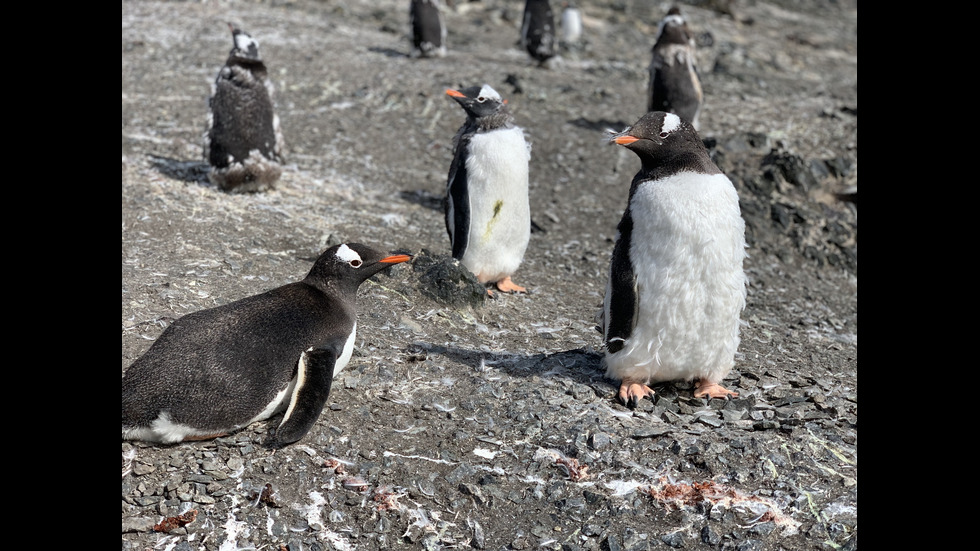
228;25;262;62
609;111;691;149
446;85;507;120
608;111;712;172
304;243;411;293
654;9;693;47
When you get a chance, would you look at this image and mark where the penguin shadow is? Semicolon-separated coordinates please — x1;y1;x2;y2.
367;46;411;58
409;342;610;390
148;154;211;186
399;189;444;211
404;343;733;410
567;117;632;133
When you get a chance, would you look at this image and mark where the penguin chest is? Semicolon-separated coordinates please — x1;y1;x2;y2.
333;321;357;376
606;172;747;383
560;9;582;43
458;127;531;280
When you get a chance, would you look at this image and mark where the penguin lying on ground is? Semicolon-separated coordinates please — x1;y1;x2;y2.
410;0;447;58
204;24;285;193
521;0;557;66
444;84;531;295
122;243;411;446
599;111;747;407
647;6;703;129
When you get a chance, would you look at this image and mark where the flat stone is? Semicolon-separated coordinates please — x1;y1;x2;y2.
631;424;673;439
121;516;156;533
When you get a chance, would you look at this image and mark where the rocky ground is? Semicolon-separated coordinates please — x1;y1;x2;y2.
121;1;857;550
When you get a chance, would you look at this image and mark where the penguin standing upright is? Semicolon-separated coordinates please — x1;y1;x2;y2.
122;243;411;446
410;0;447;58
444;84;531;295
521;0;557;66
559;2;583;47
599;111;747;407
647;6;703;129
204;25;285;193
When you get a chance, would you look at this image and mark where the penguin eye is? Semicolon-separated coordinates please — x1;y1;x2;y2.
476;96;487;103
660;132;669;139
349;259;362;268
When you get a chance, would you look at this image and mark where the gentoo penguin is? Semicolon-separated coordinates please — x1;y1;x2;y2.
521;0;557;66
599;111;747;407
647;7;703;129
121;243;411;446
409;0;447;58
204;25;285;193
559;2;583;47
444;85;531;295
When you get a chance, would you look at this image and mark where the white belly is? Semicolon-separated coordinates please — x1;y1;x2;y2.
605;172;747;385
334;322;356;376
459;127;531;283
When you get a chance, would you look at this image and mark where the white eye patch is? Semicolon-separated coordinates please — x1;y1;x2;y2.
662;113;681;134
234;32;257;52
334;244;362;264
477;84;501;102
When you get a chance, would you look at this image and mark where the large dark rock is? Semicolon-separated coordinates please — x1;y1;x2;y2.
411;249;487;308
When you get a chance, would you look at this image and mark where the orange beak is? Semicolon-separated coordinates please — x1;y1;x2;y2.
613;136;639;145
445;89;465;98
380;254;412;265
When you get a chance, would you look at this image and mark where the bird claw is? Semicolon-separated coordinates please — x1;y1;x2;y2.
618;382;655;409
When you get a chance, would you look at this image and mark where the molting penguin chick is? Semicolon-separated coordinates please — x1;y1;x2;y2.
599;111;747;407
444;84;531;295
647;7;703;129
521;0;557;66
410;0;447;58
121;243;411;446
204;25;285;193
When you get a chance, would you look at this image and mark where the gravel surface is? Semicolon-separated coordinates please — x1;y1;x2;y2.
122;1;857;550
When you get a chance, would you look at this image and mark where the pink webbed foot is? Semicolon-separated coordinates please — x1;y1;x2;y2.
618;380;655;409
182;432;229;442
694;381;739;400
494;276;527;294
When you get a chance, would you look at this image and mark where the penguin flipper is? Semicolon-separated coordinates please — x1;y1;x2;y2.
446;143;471;259
604;218;638;354
273;342;339;446
606;226;653;409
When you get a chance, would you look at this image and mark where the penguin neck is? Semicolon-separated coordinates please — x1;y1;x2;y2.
656;26;691;48
630;148;720;192
472;111;514;132
227;57;268;78
304;277;362;301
